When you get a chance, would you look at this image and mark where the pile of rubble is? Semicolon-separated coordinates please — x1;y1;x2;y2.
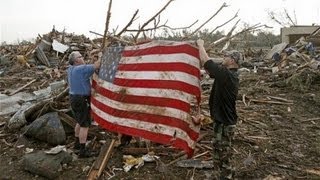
0;26;319;179
1;27;101;71
0;28;110;179
0;27;104;117
1;26;319;133
238;27;320;92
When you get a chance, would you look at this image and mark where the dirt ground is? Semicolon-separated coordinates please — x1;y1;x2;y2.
1;63;320;180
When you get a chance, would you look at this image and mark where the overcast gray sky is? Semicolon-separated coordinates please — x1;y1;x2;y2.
1;0;319;43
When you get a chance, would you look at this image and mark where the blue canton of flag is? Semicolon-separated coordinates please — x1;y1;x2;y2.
98;46;124;83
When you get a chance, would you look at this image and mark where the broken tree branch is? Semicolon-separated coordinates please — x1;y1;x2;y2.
188;2;228;37
192;151;209;159
165;20;199;30
134;0;174;41
284;9;296;26
53;87;69;101
242;94;248;106
127;20;198;33
58;112;76;128
101;0;113;50
268;11;285;27
9;79;36;96
302;117;320;122
266;96;293;103
89;31;133;45
250;99;293;105
209;23;267;47
117;9;139;37
127;21;168;32
209;19;240;47
210;10;239;34
226;19;240;36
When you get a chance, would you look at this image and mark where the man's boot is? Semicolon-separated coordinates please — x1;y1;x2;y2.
74;138;80;150
120;135;132;146
79;143;93;158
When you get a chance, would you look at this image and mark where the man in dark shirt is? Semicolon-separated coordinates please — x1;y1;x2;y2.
197;39;240;179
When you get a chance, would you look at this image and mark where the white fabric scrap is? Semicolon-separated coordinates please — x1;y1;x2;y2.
44;145;66;154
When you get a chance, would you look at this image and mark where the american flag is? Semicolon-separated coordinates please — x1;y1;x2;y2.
91;40;201;157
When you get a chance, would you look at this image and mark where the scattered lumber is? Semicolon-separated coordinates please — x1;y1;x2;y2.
9;79;36;96
87;139;116;180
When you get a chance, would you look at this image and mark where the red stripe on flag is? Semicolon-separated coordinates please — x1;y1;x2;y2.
92;80;190;112
113;78;201;102
122;44;199;59
118;62;200;79
91;97;199;141
92;111;194;157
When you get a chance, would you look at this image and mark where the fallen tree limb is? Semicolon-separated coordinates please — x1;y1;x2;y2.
9;79;36;96
250;99;293;105
193;151;210;159
242;94;248;106
266;96;293;103
58;112;76;128
53;87;69;101
276;164;320;176
302;117;320;122
196;143;212;152
167;132;207;165
167;148;199;166
246;135;270;140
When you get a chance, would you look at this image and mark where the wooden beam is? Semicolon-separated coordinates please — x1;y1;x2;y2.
101;0;113;50
9;79;36;96
87;139;116;180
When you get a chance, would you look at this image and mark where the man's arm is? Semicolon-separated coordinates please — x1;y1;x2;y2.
93;52;102;70
196;39;226;80
196;39;210;67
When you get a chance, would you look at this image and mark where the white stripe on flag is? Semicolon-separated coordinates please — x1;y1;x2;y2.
121;53;200;68
91;104;196;148
115;71;199;87
93;74;196;104
124;40;196;51
94;94;199;131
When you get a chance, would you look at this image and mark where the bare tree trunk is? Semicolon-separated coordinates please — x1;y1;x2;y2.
101;0;113;50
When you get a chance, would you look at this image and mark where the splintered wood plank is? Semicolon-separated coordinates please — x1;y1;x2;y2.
87;139;116;180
